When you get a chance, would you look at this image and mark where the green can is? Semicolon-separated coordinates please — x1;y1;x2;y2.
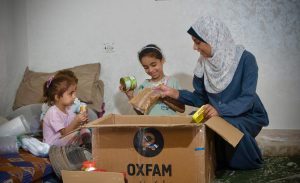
120;76;137;91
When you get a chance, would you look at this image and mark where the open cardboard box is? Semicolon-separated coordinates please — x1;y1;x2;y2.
62;170;125;183
63;114;243;183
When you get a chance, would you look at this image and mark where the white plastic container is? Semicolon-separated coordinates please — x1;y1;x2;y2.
0;136;19;154
0;115;30;137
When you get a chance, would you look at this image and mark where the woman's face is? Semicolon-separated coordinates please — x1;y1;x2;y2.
140;56;165;82
192;36;212;58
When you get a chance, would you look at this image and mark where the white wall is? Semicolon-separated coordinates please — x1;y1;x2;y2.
1;0;299;129
0;0;10;114
0;0;28;115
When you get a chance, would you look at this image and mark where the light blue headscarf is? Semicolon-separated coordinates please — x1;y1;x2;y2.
191;16;245;93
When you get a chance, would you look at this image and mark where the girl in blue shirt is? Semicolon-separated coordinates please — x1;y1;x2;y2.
121;44;184;115
158;16;269;170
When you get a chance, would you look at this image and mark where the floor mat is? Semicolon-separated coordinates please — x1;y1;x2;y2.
214;156;300;183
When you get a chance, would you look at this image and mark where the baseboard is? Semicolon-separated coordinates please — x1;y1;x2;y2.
256;129;300;156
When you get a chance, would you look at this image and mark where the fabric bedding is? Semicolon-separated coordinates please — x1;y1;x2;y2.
0;150;54;183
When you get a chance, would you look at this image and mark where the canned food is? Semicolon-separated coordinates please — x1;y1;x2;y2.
192;106;205;124
120;76;137;91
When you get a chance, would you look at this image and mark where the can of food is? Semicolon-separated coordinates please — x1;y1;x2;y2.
120;76;137;91
80;103;87;114
192;106;205;124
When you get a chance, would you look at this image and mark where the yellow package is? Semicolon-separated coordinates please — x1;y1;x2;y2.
192;106;205;124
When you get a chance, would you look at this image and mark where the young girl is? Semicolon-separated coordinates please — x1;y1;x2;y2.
121;44;183;116
40;70;81;121
42;73;89;146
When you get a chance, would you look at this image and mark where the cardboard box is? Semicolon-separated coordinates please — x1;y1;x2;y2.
62;170;125;183
81;114;243;183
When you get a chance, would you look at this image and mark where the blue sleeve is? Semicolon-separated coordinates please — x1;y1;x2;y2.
177;75;208;107
217;53;258;116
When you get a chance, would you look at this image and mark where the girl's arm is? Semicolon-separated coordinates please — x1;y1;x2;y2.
60;113;88;135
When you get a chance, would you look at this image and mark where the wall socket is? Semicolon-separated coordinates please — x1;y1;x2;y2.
104;43;115;53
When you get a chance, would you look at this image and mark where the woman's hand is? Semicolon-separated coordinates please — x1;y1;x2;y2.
119;85;134;99
156;84;179;99
203;104;219;119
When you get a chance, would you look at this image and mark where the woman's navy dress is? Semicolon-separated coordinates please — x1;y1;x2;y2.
178;50;269;169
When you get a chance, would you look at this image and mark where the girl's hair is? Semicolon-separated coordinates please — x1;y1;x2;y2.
43;74;76;105
55;69;78;84
138;44;164;62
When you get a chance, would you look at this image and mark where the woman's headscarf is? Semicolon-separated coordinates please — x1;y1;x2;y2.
188;16;245;93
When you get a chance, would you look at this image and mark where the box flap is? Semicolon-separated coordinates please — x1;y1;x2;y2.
62;170;125;183
86;114;194;126
205;116;244;147
85;114;197;129
87;113;115;125
85;123;196;128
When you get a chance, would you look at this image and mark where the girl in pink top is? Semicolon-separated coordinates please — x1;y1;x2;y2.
42;72;89;146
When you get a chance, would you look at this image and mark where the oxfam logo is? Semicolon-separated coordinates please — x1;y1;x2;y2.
133;128;164;157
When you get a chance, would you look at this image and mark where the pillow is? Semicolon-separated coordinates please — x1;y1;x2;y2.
13;63;100;110
6;104;43;134
88;80;104;113
0;116;8;125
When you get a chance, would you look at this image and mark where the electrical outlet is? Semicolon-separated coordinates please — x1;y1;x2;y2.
104;43;115;53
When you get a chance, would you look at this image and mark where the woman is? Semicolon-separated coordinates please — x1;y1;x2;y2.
158;16;269;170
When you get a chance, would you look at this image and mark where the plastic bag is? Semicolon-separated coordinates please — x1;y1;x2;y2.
0;115;30;137
19;135;50;157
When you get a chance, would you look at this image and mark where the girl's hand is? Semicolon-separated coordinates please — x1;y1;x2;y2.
119;85;134;99
75;112;88;125
155;84;179;99
203;104;219;119
119;85;125;92
60;112;89;136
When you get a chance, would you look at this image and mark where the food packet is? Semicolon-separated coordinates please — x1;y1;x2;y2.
192;105;205;123
129;88;161;114
161;96;185;113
